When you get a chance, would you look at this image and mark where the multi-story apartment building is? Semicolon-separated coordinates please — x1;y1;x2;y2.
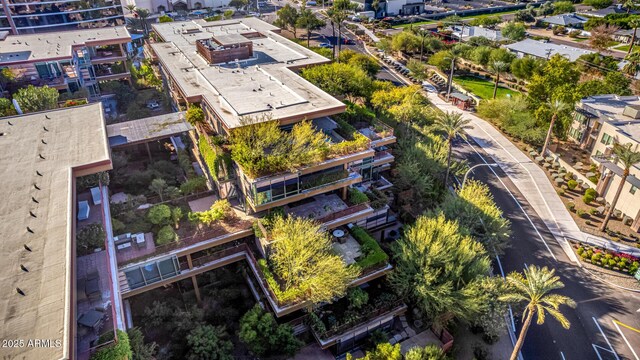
567;95;640;231
0;26;131;97
0;0;125;35
0;103;113;360
108;17;402;355
126;0;230;14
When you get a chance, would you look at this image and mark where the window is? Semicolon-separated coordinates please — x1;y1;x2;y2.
595;150;603;157
568;127;582;140
601;133;614;145
631;186;638;195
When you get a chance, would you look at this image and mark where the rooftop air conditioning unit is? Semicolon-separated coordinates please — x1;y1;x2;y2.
623;105;640;119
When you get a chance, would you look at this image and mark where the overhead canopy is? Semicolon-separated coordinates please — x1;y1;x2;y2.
107;112;193;148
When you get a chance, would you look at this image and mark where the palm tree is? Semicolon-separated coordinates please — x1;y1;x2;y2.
500;266;576;360
623;0;637;14
414;28;432;62
623;51;640;77
541;99;569;156
600;143;640;231
627;18;640;55
297;6;325;47
329;0;353;58
124;4;137;14
134;8;151;35
445;46;465;96
489;60;509;100
434;111;472;186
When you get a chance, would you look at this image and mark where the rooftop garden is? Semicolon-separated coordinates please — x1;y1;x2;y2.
308;282;403;340
255;216;360;306
229;118;370;179
334;101;394;142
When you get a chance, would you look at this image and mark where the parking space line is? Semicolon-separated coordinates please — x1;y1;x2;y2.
612;320;639;360
614;319;640;334
593;317;620;360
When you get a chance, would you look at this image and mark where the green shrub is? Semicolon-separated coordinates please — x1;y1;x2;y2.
77;224;106;255
583;194;595;204
618;261;627;269
609;259;617;267
567;202;576;212
557;189;565;196
347;287;369;309
589;208;598;215
257;259;304;304
156;225;177;245
576;209;589;218
148;204;172;226
350;226;388;270
348;188;369;205
591;253;602;262
567;180;578;190
577;247;584;256
589;175;598;184
585;188;597;197
180;176;208;195
90;330;132;360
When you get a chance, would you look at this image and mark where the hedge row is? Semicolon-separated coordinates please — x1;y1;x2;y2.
350;226;389;270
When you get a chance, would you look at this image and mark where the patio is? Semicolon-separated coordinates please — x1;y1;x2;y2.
331;232;362;266
284;193;349;220
77;190;104;232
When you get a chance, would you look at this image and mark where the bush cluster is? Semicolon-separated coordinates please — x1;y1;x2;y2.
350;226;389;270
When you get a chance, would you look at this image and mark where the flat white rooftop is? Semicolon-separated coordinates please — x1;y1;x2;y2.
504;38;594;62
581;95;640;140
151;18;345;129
0;103;111;360
0;26;130;64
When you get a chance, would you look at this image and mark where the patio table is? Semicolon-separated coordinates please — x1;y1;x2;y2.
78;310;103;330
332;229;345;238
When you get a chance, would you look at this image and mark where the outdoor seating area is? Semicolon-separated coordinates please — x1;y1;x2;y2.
331;229;362;265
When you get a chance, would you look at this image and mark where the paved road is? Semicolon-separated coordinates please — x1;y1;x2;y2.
454;137;640;360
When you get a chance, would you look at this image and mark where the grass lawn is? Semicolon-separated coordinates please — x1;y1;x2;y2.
613;44;639;53
393;9;519;28
453;75;519;100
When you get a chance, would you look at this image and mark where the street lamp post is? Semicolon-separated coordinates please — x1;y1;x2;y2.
462;163;499;188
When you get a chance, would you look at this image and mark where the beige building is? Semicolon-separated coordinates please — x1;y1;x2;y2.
567;95;640;230
0;103;112;359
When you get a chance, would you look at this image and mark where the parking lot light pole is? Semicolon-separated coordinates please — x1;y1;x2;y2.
462;163;498;188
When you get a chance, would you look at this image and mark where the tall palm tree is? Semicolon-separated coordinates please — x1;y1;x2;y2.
627;18;640;55
541;99;569;156
489;60;509;100
124;4;137;14
600;143;640;231
434;111;472;186
413;28;432;62
623;51;640;76
623;0;637;14
329;0;353;58
445;46;464;96
134;8;151;35
500;266;576;360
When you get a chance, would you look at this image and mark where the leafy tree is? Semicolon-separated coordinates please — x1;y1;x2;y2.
391;31;420;54
0;97;17;117
13;85;59;113
301;62;372;100
143;301;174;327
77;223;106;254
238;305;302;357
428;50;452;72
268;216;360;304
186;105;205;126
589;24;619;52
126;103;151;120
515;8;536;23
623;0;637;13
441;180;511;254
510;56;545;80
502;21;527;41
406;58;429;80
297;6;325;47
488;47;516;65
370;85;432;127
229;0;249;9
433;111;472;186
338;50;381;77
501;266;576;360
471;276;510;341
223;9;234;19
536;1;554;17
185;325;233;360
600;144;640;231
405;345;451;360
469;46;493;67
489;60;510;99
389;214;492;325
527;55;580;133
90;330;132;360
274;4;299;38
180;176;208;195
128;327;157;360
411;27;433;61
552;1;575;15
361;343;402;360
602;71;632;95
171;207;183;229
148;204;172;226
583;0;613;9
149;178;168;201
158;14;173;22
0;67;15;92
